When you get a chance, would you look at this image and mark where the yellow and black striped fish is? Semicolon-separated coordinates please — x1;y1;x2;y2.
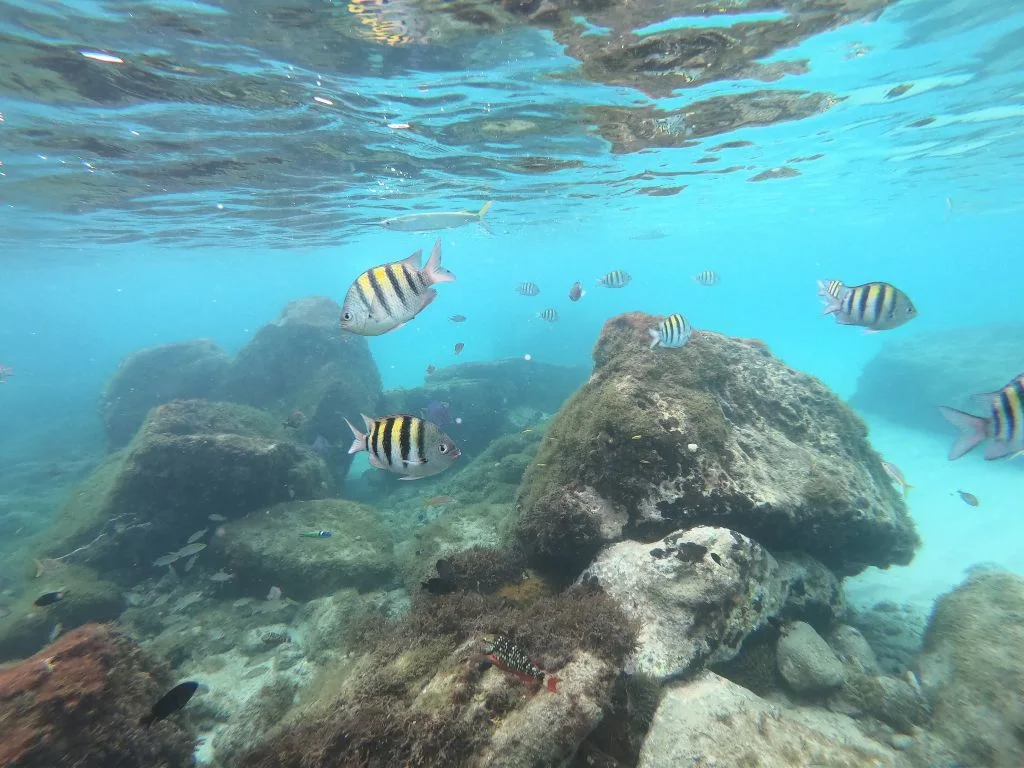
597;270;630;288
818;279;846;300
693;270;719;286
821;281;917;332
648;313;693;349
939;373;1024;461
516;281;540;296
345;414;460;479
341;239;455;336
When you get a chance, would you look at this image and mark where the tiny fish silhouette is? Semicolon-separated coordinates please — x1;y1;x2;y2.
34;590;67;607
956;490;979;507
454;342;464;356
140;681;199;727
449;315;466;323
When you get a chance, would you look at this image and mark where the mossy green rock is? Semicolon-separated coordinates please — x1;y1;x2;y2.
915;571;1024;767
220;499;397;600
0;565;125;662
517;312;918;577
38;400;329;575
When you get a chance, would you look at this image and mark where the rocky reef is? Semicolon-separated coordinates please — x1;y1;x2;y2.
0;624;196;767
517;312;918;578
850;323;1024;437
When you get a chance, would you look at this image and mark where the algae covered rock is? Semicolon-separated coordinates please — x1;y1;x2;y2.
0;564;126;662
40;399;329;575
580;526;843;679
219;499;397;600
217;296;382;480
638;671;907;768
517;313;918;577
101;339;231;450
851;323;1024;435
914;570;1024;768
0;624;196;767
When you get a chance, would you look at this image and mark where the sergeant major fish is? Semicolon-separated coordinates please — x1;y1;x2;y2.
597;270;630;288
693;270;719;286
345;414;461;480
381;201;492;232
821;281;917;332
939;372;1024;460
481;634;560;692
340;239;455;336
648;313;693;349
516;281;540;297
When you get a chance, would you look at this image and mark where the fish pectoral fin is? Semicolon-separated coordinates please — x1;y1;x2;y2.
402;458;429;466
398;475;424;481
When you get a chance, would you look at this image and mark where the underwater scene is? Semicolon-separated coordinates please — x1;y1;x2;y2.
1;0;1023;765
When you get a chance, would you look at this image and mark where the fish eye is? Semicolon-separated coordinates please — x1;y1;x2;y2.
342;311;353;322
438;443;449;454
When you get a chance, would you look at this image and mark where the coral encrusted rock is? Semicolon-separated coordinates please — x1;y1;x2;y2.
516;312;918;577
0;624;196;767
912;570;1024;768
579;526;843;678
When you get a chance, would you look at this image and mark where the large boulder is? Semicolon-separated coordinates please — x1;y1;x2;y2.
851;324;1024;436
638;671;907;768
38;400;329;576
913;570;1024;768
218;499;398;600
517;313;918;577
101;339;231;449
379;358;586;460
579;526;843;679
0;624;196;767
216;296;382;483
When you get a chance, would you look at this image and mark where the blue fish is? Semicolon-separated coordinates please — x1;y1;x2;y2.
421;400;453;427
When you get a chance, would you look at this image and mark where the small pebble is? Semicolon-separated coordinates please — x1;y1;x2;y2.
687;443;698;453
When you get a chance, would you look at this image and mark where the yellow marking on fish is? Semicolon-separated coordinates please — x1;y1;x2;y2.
356;273;375;306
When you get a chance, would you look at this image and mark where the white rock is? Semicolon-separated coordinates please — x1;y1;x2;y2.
638;671;908;768
777;621;846;693
580;526;841;678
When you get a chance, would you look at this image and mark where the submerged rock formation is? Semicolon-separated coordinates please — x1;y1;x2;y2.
580;526;843;679
102;339;231;450
850;323;1024;436
217;296;382;482
219;499;398;600
39;399;329;575
0;624;196;767
638;671;908;767
913;570;1024;768
517;312;918;577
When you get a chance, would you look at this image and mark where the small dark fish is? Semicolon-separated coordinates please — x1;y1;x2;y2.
449;315;466;323
426;364;436;376
34;590;67;607
538;308;559;322
311;435;331;454
454;342;464;356
141;681;200;727
282;410;305;429
568;281;585;302
956;490;979;507
421;399;453;426
886;83;913;99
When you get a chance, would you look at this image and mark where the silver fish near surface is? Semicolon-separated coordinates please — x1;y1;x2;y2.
341;239;455;336
648;313;693;349
381;201;492;232
345;414;461;480
939;372;1024;460
821;281;917;332
597;270;630;288
516;281;540;296
693;270;719;286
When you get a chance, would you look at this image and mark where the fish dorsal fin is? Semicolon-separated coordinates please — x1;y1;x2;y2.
361;413;376;432
401;249;424;271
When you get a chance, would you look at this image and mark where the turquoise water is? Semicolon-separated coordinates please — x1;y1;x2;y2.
2;0;1024;764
